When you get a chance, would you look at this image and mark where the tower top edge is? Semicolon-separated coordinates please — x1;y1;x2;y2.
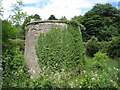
26;20;67;26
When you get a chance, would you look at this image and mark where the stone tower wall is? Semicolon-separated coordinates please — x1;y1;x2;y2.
25;20;67;78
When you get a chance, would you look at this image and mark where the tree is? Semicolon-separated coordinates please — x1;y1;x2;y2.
48;15;57;20
6;1;30;40
17;16;31;40
85;36;100;57
2;20;18;53
60;16;67;20
81;11;103;41
2;20;18;41
71;15;83;23
10;0;27;27
81;3;119;41
33;14;41;20
107;37;120;58
31;14;41;21
91;3;118;17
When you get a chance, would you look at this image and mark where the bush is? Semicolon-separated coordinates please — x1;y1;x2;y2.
30;75;53;88
63;20;86;31
36;25;85;72
2;47;30;88
107;37;120;58
93;52;108;69
85;36;100;57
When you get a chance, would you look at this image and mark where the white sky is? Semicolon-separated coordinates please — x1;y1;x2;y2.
1;0;119;20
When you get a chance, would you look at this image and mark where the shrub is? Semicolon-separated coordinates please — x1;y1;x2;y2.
30;75;53;88
85;36;100;57
2;46;30;88
63;20;86;31
9;39;25;51
98;41;110;53
93;52;108;69
107;36;120;58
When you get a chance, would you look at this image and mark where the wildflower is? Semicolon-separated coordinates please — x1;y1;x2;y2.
79;86;82;88
33;70;35;73
69;82;74;88
94;74;97;76
110;79;113;82
83;70;86;73
76;79;78;82
92;78;95;80
108;68;111;70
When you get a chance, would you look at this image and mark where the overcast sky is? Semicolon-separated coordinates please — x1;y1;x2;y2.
1;0;119;20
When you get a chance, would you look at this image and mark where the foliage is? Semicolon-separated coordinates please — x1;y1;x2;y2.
2;20;18;53
2;46;30;88
91;3;118;17
2;1;30;88
2;1;29;41
85;36;100;57
36;25;85;71
73;3;120;41
17;15;33;40
9;39;25;51
21;55;119;89
2;19;25;53
48;15;57;20
83;55;119;88
85;36;120;59
63;20;86;31
71;15;83;23
29;75;53;88
95;36;120;59
31;14;41;21
81;11;103;41
2;20;18;41
95;25;119;41
63;20;80;27
93;52;108;69
32;14;41;20
2;1;120;89
106;37;120;58
10;0;27;27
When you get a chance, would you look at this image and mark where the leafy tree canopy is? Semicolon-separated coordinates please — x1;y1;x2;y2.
76;3;120;41
91;3;118;17
31;14;41;21
48;15;57;20
9;0;27;27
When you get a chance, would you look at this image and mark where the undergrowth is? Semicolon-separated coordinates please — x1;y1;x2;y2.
2;25;119;89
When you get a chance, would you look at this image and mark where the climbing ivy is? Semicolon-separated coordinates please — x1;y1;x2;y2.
36;25;85;71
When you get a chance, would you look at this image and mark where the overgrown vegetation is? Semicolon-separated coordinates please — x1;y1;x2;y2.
1;0;120;89
35;25;119;88
36;25;85;72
